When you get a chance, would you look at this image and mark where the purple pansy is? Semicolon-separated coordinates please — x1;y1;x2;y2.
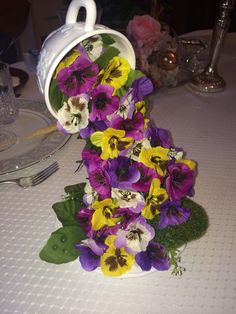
108;156;140;189
158;200;191;229
145;122;172;148
132;162;160;192
80;120;107;139
110;112;144;141
114;207;139;229
166;162;195;201
88;167;111;199
82;148;108;172
90;84;119;121
75;239;106;271
76;207;93;237
57;54;99;96
131;76;154;101
135;241;170;271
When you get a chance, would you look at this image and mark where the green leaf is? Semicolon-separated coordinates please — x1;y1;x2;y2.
100;34;116;45
52;199;81;226
95;46;120;69
151;198;209;250
39;226;86;264
49;79;66;112
64;182;86;200
125;69;144;88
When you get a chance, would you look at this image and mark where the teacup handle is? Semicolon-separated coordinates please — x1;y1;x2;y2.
66;0;97;32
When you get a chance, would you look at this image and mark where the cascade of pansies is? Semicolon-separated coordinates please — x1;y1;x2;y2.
39;34;205;277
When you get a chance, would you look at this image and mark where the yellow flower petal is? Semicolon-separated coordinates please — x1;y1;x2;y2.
178;159;197;170
101;246;134;277
90;131;104;146
139;147;170;176
91;199;119;231
54;49;80;78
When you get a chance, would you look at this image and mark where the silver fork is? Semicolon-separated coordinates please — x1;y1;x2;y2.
0;162;59;188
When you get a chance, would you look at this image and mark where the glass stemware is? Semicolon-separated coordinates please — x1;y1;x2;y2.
0;61;19;151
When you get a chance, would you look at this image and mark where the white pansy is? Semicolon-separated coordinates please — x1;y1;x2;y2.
57;94;89;134
83;182;98;205
128;138;151;161
112;188;145;212
81;35;103;61
168;148;184;160
125;222;152;252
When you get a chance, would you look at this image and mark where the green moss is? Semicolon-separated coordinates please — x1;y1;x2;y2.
151;198;209;250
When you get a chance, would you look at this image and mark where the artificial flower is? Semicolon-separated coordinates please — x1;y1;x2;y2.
114;216;155;253
139;146;170;176
135;100;147;116
158;200;191;229
90;84;119;121
54;49;80;78
90;128;133;160
166;162;196;201
127;15;162;47
75;238;105;271
79;35;103;61
100;235;134;276
79;120;107;139
114;88;135;119
57;94;89;134
132;162;159;192
108;156;140;189
145;122;172;148
88;167;111;199
83;182;98;206
109;112;145;141
125;138;151;161
97;56;131;91
111;188;145;213
91;199;120;230
142;178;168;219
76;207;93;237
135;241;170;271
57;54;99;96
131;76;154;101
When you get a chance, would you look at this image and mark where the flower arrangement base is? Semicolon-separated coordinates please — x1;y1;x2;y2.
40;180;208;277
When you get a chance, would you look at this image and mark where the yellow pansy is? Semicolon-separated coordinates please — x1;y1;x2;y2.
135;100;147;116
139;146;170;176
142;178;168;219
91;199;120;231
101;235;134;276
90;128;133;160
98;56;131;91
54;49;80;78
178;159;197;170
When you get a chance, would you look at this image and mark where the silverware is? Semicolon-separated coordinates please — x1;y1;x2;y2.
0;161;59;188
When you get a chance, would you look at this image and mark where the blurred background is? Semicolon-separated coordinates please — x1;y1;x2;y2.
0;0;235;64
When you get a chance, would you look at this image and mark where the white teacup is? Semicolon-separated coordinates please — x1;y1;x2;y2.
37;0;135;119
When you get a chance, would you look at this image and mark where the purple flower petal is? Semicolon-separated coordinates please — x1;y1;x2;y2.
158;200;191;229
131;76;154;101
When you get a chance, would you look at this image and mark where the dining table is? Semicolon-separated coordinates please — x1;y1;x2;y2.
0;30;236;314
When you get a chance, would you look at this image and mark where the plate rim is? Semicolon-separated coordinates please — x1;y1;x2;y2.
0;99;70;175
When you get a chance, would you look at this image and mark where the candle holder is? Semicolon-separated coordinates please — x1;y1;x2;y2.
189;0;235;93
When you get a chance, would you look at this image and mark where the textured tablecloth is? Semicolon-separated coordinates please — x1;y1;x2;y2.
1;32;236;314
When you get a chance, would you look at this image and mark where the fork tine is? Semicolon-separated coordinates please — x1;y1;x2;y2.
32;162;59;186
32;162;58;181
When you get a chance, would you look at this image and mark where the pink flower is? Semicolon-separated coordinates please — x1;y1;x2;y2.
127;15;162;47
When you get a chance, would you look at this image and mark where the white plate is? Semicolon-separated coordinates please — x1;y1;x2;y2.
0;99;70;175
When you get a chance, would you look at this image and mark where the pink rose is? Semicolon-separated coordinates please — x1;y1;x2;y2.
127;15;161;47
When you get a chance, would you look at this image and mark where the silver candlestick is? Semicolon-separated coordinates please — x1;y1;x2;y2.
189;0;235;93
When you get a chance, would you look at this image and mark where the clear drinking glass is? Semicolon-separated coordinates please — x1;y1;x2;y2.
0;61;18;151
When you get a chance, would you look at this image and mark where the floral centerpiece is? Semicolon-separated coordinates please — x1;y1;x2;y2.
126;14;180;88
39;33;208;277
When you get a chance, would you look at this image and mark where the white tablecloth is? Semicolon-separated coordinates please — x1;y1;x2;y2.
1;32;236;314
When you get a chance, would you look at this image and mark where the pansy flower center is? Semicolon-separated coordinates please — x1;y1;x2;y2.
126;228;144;241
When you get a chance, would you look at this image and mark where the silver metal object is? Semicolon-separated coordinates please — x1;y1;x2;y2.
189;0;235;93
0;162;59;188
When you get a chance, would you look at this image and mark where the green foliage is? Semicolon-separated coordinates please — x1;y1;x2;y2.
151;198;209;250
39;183;87;264
39;226;86;264
95;46;120;69
100;34;116;45
49;78;68;112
